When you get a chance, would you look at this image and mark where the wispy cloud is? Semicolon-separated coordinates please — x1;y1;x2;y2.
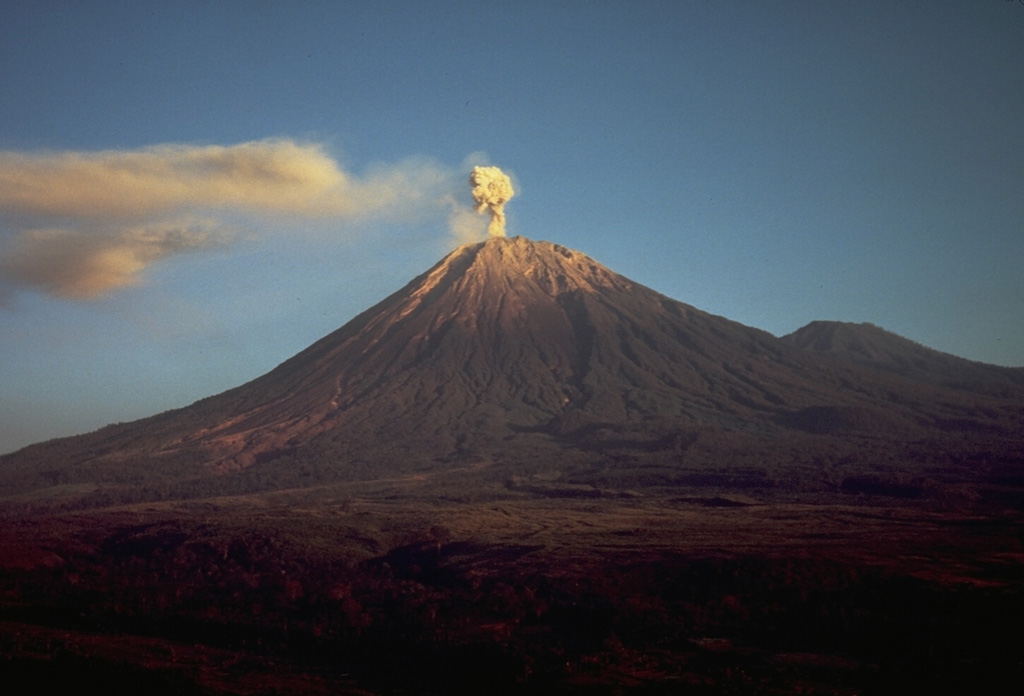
0;139;477;299
0;218;222;299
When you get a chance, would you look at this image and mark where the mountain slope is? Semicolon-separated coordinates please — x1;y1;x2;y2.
2;237;1022;503
782;320;1024;393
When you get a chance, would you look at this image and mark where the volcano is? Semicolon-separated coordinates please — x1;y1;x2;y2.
3;236;1023;502
3;236;1024;695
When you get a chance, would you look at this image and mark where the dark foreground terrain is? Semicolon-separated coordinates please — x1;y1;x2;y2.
2;466;1023;695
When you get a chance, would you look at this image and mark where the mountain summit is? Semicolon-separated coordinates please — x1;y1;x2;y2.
99;235;807;465
3;236;1022;502
782;320;1024;391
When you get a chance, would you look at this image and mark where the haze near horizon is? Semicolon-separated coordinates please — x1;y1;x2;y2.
1;1;1022;454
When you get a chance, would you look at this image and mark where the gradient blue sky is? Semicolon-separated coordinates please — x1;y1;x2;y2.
2;1;1022;454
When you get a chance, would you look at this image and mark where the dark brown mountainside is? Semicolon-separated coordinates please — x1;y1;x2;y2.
2;236;1023;505
782;320;1024;391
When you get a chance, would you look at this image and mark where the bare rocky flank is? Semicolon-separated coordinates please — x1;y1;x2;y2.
2;235;1022;501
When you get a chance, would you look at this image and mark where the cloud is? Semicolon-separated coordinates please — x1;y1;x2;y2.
446;201;489;246
469;165;515;237
2;140;359;218
0;218;223;299
0;139;469;298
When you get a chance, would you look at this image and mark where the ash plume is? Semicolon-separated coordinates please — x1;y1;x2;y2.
0;139;458;299
469;166;514;237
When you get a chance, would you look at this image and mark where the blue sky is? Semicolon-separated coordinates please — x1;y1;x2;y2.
2;1;1022;454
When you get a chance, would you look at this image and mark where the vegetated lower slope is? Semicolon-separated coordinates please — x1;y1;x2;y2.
2;236;1022;506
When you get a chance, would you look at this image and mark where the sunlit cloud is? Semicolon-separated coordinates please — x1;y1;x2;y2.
0;139;479;299
469;165;515;237
0;218;223;299
446;201;489;246
3;139;378;218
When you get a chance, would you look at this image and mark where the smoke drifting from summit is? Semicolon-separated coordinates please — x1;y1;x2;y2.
470;166;515;237
0;139;459;299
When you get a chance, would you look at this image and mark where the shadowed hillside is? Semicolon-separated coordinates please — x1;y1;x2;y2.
2;237;1023;509
783;320;1024;391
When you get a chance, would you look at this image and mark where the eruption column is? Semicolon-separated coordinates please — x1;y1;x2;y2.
469;166;514;237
